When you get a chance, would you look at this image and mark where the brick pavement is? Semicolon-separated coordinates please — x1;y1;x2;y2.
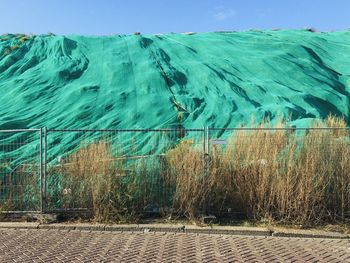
0;228;349;262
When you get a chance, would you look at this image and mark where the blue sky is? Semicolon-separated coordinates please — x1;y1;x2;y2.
0;0;349;35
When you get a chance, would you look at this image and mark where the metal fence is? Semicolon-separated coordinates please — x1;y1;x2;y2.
0;127;349;217
44;128;205;213
0;129;42;213
0;128;205;213
207;127;350;219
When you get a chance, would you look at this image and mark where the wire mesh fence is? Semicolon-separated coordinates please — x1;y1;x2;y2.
44;128;205;214
0;129;42;212
0;127;349;223
208;127;350;222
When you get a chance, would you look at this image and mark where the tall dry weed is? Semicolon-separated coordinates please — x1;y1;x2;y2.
47;115;350;225
165;141;206;218
57;140;166;222
222;116;350;224
62;141;121;221
165;116;350;224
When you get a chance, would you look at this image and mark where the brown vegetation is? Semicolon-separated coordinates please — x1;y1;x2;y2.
44;116;350;225
165;116;350;225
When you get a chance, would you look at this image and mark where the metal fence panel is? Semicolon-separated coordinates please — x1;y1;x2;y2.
44;128;205;213
0;129;42;213
0;126;348;220
208;127;350;218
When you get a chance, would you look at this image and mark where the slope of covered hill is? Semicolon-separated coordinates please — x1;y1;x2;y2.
0;30;350;130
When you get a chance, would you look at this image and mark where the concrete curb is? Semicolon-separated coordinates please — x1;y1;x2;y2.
0;222;40;229
271;229;348;239
0;222;348;239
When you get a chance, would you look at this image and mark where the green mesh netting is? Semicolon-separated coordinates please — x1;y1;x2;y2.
1;30;350;211
1;30;349;133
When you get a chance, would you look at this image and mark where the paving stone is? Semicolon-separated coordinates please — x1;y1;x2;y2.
0;229;349;262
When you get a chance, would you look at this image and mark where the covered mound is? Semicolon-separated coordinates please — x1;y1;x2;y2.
0;30;349;130
1;30;350;212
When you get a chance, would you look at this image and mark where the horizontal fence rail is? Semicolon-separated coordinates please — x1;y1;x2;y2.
0;126;349;223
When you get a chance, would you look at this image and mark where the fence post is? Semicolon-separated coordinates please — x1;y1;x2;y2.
203;126;209;176
206;126;209;157
203;126;210;215
43;127;48;213
39;128;43;213
203;127;206;162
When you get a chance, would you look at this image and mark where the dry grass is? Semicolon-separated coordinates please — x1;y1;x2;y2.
53;141;133;221
165;140;206;218
62;141;118;221
44;116;350;225
0;163;40;212
165;116;350;225
54;140;164;222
